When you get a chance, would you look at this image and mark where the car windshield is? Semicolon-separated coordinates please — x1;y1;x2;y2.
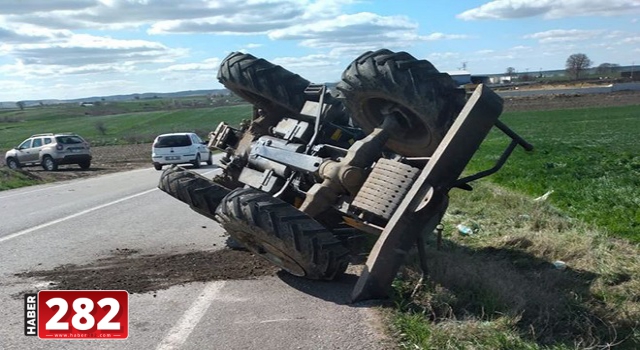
155;135;192;148
56;136;84;144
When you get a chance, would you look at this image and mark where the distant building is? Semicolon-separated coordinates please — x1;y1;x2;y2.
446;70;471;85
621;71;639;81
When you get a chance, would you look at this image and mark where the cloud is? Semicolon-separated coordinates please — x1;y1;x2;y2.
0;0;96;15
524;29;603;43
6;0;311;33
0;25;72;44
269;12;467;49
273;54;344;84
458;0;640;20
160;58;221;72
3;34;184;69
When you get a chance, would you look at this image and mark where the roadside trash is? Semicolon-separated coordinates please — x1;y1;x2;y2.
553;260;567;270
534;190;555;202
518;214;531;220
457;224;474;236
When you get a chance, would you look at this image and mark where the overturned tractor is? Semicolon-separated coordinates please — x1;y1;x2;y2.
159;49;533;301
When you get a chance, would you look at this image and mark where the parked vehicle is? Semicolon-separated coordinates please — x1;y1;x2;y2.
4;133;92;171
151;132;212;170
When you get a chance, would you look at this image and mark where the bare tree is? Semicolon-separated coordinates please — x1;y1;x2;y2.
505;67;516;81
566;53;592;80
95;121;107;135
16;101;25;110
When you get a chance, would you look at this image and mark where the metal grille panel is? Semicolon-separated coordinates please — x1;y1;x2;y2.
352;159;420;220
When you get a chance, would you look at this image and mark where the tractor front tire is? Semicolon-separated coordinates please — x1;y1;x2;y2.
158;166;230;221
216;188;350;280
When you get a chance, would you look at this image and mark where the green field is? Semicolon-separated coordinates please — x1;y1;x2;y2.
2;101;638;241
0;103;252;149
468;105;640;242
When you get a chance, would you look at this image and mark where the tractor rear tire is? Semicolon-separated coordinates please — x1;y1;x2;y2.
336;49;466;157
158;166;230;221
217;52;311;118
216;188;350;280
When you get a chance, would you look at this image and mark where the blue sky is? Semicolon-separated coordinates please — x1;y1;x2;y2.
0;0;638;101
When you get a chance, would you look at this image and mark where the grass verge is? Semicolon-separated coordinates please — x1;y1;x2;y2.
469;104;640;242
389;180;639;349
0;168;44;191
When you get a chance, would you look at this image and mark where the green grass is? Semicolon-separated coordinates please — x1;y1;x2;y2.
468;105;640;242
0;104;252;149
0;168;44;190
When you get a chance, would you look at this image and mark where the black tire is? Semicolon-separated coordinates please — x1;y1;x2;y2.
6;157;20;169
158;166;230;221
217;52;311;118
216;188;350;280
335;49;466;157
154;163;163;171
79;161;91;170
42;155;58;171
192;154;201;169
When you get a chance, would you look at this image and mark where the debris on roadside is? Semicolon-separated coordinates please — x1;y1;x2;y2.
534;190;554;202
553;260;567;270
457;224;474;236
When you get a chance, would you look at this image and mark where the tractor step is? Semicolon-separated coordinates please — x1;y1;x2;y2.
304;84;325;97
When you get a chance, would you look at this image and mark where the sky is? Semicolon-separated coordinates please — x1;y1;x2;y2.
0;0;639;101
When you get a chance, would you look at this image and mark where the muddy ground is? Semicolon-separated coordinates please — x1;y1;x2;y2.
14;249;279;297
6;91;640;293
2;143;153;184
502;90;640;112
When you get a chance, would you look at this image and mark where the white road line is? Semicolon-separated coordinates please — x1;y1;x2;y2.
156;281;225;350
0;188;157;244
0;167;152;200
0;183;69;200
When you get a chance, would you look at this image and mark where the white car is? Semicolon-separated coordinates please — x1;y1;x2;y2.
151;133;212;171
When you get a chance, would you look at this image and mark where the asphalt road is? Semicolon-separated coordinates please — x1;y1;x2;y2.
0;163;388;350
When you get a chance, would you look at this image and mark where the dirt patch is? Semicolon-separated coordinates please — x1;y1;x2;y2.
503;90;640;112
1;143;152;183
15;248;278;295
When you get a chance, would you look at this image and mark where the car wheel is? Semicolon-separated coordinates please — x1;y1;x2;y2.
6;157;20;170
206;153;213;166
42;155;58;171
154;163;163;171
192;154;201;169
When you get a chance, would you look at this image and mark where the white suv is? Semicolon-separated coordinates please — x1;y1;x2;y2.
152;133;212;171
4;133;92;171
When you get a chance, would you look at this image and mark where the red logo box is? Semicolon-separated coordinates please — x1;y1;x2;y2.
37;290;129;339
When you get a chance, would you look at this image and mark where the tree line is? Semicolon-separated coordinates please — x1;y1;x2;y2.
506;53;625;81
